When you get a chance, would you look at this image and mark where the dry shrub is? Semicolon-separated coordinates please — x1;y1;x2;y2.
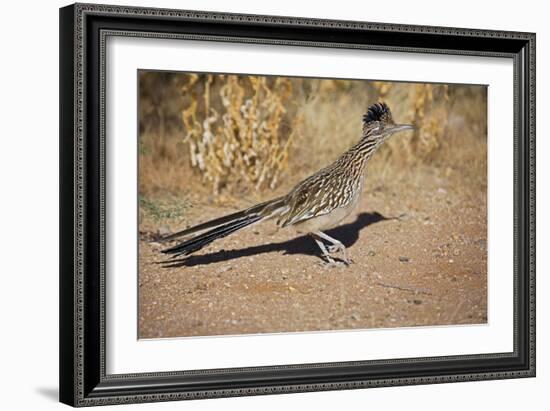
367;82;451;162
139;130;192;197
407;84;450;160
282;79;466;189
288;78;369;177
372;81;393;100
181;74;301;195
138;71;487;206
139;72;184;137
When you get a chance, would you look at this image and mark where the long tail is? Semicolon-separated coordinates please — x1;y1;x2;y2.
161;197;285;258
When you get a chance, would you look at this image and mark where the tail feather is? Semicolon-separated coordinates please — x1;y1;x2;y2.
161;197;286;258
159;197;284;243
162;214;263;257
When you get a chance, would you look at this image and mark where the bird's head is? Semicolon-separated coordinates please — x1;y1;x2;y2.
362;102;414;142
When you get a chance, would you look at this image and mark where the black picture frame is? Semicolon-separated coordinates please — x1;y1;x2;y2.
59;3;536;407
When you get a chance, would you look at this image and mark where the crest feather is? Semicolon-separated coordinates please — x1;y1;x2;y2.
363;102;390;124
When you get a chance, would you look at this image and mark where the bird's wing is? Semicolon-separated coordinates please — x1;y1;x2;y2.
278;172;338;227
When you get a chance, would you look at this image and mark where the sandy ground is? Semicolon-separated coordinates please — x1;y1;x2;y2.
138;167;487;338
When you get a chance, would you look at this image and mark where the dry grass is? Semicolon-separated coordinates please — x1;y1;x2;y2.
138;71;487;225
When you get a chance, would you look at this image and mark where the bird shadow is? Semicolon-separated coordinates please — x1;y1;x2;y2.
161;211;392;268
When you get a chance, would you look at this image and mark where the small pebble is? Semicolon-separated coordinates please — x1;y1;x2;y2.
157;226;171;236
399;256;410;263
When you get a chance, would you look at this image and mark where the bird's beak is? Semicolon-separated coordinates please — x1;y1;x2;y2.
389;124;415;134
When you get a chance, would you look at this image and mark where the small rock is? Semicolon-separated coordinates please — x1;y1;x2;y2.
413;299;422;305
399;256;410;263
368;251;376;257
157;226;171;236
350;313;360;321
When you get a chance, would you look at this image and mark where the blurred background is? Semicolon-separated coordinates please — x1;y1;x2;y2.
138;72;486;231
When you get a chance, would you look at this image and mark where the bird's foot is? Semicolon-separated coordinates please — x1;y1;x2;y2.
319;254;350;268
327;244;352;265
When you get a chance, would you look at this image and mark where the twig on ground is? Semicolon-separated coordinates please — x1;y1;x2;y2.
375;281;432;295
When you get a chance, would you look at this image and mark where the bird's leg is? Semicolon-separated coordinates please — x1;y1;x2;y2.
310;235;336;264
313;231;351;265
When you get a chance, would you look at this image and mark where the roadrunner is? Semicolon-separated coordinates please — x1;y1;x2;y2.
161;102;413;265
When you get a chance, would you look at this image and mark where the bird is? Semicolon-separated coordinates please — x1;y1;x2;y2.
160;102;414;266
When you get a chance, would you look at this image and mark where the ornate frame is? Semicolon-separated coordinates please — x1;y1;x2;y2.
59;2;535;407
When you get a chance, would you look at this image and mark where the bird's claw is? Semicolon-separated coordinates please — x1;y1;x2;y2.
326;244;352;266
319;255;352;268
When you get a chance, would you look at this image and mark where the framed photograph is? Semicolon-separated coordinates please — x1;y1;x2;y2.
59;3;535;407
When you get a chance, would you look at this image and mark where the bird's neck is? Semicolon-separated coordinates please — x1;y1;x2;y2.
346;135;382;167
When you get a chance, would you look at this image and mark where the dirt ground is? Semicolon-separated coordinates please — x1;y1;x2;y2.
138;166;487;338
